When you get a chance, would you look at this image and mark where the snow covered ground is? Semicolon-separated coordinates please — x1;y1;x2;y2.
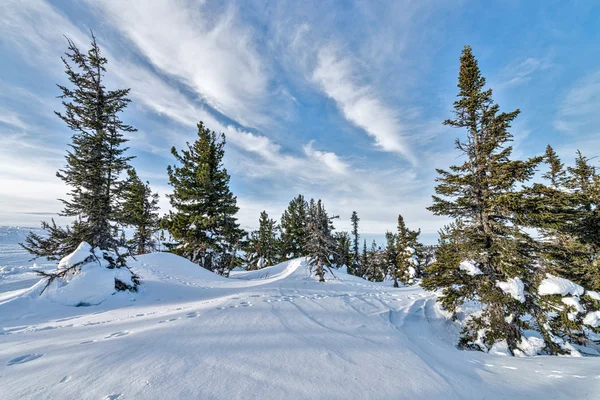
1;227;600;399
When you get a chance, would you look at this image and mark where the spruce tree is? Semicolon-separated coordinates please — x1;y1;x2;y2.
280;194;308;259
361;239;368;278
305;199;338;281
350;211;360;275
364;240;385;282
163;122;245;275
121;169;161;255
385;231;399;285
394;215;421;286
245;211;280;270
423;46;542;354
23;34;135;262
333;231;352;269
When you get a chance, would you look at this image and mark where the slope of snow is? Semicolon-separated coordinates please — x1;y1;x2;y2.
1;229;600;399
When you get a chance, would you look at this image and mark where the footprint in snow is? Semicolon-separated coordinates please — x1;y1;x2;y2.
158;318;178;324
103;394;124;400
104;331;131;339
60;375;71;383
7;353;44;366
186;312;199;318
80;340;97;345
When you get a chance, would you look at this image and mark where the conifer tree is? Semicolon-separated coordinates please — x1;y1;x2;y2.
364;240;385;282
121;169;161;255
424;46;542;354
392;215;421;287
305;199;338;281
163;122;244;275
385;231;399;285
23;34;135;263
361;239;368;278
350;211;360;275
333;231;352;269
245;211;280;270
280;194;308;259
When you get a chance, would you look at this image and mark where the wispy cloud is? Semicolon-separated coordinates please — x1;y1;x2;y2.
312;45;417;164
554;70;600;135
497;57;552;89
89;0;270;130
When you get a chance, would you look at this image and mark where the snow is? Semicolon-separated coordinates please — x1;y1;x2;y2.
496;277;525;303
561;297;584;320
1;227;600;399
583;311;600;328
516;335;546;357
538;274;584;296
57;242;93;270
458;260;482;276
586;291;600;301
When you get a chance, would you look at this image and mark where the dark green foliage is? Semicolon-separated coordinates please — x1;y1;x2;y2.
350;211;360;275
525;148;600;290
280;195;308;260
23;33;135;271
162;121;245;275
364;240;385;282
121;169;161;255
305;199;338;282
333;231;352;269
245;211;280;270
394;215;421;286
424;45;542;354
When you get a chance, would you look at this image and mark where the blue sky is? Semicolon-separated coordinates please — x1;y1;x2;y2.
1;0;599;244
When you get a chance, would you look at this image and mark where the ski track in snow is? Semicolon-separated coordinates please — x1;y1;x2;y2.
1;232;600;399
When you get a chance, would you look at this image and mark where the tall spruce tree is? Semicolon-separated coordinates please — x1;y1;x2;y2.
385;231;399;284
364;240;385;282
423;46;542;354
305;199;338;281
280;194;308;259
163;122;244;275
350;211;360;275
23;33;135;262
394;215;421;287
245;211;280;270
333;231;352;269
361;239;368;278
121;169;161;255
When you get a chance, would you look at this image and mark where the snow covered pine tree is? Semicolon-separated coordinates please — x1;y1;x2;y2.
245;211;281;270
22;32;139;293
305;199;338;282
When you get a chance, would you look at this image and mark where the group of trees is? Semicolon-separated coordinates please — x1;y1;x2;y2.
21;33;600;356
244;196;432;284
422;46;600;356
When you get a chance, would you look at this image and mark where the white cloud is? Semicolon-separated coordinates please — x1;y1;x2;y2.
497;57;552;89
554;70;600;136
312;46;417;165
90;0;269;129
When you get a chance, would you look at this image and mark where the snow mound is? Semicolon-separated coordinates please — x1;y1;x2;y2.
496;277;525;302
134;252;228;282
58;242;93;269
41;261;135;306
538;274;584;296
39;242;137;306
458;260;482;276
